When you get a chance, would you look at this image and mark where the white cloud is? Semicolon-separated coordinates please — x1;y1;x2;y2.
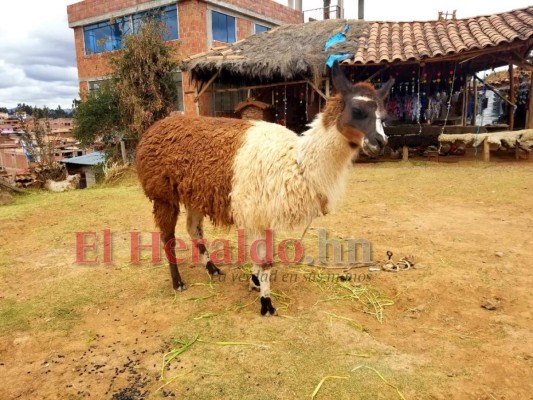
0;0;79;109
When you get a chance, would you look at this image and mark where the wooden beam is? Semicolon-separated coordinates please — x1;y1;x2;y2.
214;80;308;93
194;71;219;102
509;63;515;131
472;75;516;108
509;52;533;72
325;78;330;97
0;177;25;194
304;78;328;100
364;66;389;82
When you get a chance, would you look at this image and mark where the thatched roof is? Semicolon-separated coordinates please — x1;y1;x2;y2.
184;19;367;83
184;6;533;84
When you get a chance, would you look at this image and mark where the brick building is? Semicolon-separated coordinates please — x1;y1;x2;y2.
67;0;303;115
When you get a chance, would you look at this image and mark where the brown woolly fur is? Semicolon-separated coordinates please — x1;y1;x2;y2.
322;95;344;129
354;82;376;93
341;127;365;145
136;115;249;226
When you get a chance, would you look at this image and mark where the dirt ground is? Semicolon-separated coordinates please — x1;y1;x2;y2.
0;161;532;399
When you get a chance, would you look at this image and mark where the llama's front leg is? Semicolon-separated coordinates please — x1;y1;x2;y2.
249;263;261;291
258;263;277;316
154;200;185;291
186;210;223;276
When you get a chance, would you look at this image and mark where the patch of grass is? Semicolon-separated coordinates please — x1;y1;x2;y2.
0;299;34;333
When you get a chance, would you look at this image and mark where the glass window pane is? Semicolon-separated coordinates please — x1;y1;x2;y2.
133;5;178;41
212;11;235;43
226;15;236;43
255;24;270;33
83;17;128;54
164;6;178;40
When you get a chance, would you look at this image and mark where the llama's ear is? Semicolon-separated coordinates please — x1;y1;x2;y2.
377;78;395;99
331;60;353;95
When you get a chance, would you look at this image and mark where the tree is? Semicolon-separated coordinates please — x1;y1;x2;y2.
0;107;8;113
73;15;180;153
73;82;121;147
110;16;179;141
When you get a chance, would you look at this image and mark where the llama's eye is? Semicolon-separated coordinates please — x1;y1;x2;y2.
352;108;366;120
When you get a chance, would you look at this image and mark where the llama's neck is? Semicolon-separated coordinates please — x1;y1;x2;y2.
297;115;357;211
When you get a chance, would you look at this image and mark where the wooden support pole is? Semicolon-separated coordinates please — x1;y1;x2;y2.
483;138;490;162
325;79;330;97
515;140;520;160
304;78;328;101
527;76;533;129
472;78;478;126
509;64;515;131
194;71;219;102
193;87;200;116
402;145;409;161
461;75;468;126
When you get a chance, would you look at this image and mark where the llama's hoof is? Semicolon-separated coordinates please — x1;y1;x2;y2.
174;282;187;291
260;297;277;316
249;274;260;292
206;261;223;275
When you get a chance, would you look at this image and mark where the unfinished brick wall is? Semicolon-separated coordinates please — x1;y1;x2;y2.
68;0;303;113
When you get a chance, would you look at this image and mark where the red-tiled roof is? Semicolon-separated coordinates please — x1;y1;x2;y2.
345;7;533;64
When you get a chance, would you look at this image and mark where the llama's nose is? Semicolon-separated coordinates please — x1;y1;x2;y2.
377;135;388;148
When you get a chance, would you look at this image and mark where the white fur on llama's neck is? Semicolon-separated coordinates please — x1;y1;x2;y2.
297;114;356;212
230;116;356;231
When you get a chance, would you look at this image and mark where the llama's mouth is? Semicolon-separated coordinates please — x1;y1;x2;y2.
362;141;383;157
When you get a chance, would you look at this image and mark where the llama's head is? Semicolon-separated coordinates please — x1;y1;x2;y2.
328;60;394;157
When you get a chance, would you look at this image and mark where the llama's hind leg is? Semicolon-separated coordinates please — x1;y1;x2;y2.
153;200;185;291
249;233;276;316
186;209;222;276
257;262;277;316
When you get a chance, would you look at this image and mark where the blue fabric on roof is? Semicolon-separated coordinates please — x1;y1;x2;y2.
324;24;352;67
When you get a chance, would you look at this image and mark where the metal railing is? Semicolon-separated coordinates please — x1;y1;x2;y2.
303;5;342;22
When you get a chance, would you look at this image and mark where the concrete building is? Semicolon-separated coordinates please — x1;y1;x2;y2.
67;0;303;115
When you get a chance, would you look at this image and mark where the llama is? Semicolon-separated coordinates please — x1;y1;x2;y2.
136;61;393;315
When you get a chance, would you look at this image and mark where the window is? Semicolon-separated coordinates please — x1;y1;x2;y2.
88;80;111;93
255;24;270;34
88;81;102;93
83;5;178;55
133;5;178;41
212;11;236;43
84;17;130;54
213;83;247;116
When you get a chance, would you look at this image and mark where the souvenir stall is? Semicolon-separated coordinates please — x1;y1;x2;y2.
183;6;533;161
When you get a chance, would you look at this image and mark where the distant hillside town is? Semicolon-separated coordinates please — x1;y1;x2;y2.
0;108;99;188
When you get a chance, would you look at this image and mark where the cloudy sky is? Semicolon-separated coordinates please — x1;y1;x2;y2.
0;0;528;110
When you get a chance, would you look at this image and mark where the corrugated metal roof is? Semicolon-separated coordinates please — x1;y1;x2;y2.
60;151;104;166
